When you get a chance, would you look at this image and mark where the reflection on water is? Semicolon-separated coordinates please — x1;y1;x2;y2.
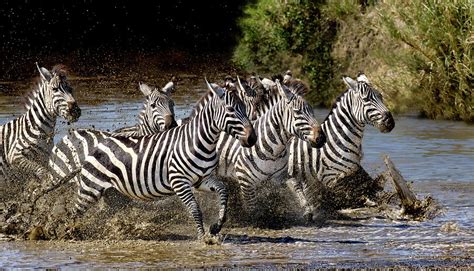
0;77;473;268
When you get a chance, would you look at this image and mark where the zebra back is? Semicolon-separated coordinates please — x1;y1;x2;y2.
48;81;176;184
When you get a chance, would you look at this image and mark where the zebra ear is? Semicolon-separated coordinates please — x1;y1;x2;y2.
139;82;153;96
276;79;293;101
205;78;225;98
260;77;276;91
236;76;248;95
36;62;52;82
161;81;175;95
356;73;370;83
342;76;358;90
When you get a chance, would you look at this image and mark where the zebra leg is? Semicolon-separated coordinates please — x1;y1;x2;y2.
171;178;205;239
73;166;106;217
236;174;258;214
196;176;228;235
286;177;314;222
11;156;55;200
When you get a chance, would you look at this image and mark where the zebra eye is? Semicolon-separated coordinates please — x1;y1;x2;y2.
150;103;156;108
293;108;302;114
362;97;370;102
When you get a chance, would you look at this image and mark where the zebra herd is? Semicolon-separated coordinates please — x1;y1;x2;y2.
0;63;395;239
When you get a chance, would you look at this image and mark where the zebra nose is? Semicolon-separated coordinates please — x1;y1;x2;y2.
68;102;81;122
381;112;395;132
165;114;178;129
311;125;326;148
240;125;257;147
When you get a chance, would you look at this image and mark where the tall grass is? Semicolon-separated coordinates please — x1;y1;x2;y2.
233;0;473;122
378;0;473;121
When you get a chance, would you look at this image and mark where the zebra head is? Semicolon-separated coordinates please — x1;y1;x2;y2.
139;82;177;131
276;80;326;148
37;63;81;123
235;76;262;121
343;73;395;133
206;80;257;148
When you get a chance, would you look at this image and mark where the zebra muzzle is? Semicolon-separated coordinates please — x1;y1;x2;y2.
165;114;178;129
310;125;326;148
67;102;81;122
240;125;257;147
379;111;395;133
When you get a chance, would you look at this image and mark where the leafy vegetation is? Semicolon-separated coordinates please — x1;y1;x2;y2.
233;0;473;122
233;0;337;106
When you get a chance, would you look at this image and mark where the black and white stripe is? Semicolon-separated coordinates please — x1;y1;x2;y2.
113;81;177;136
286;73;395;220
72;81;256;239
47;82;176;186
212;80;326;210
0;64;80;183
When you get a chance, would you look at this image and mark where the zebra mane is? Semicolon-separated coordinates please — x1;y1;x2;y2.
51;64;68;79
285;79;309;95
323;88;351;123
185;90;215;122
183;88;242;124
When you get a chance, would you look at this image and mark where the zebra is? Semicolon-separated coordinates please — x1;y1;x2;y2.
286;73;395;221
211;79;326;213
68;80;256;239
111;81;177;136
46;81;177;189
0;63;81;184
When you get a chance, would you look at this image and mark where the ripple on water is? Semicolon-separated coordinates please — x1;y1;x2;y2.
0;78;473;269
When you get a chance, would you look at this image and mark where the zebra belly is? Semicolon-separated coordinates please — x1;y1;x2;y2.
237;150;289;182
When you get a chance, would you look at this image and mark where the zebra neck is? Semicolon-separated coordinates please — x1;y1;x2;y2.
260;94;282;115
322;97;365;162
25;87;56;139
187;105;221;151
255;101;290;156
137;117;155;135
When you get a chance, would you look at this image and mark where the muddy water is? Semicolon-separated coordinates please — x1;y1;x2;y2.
0;77;473;268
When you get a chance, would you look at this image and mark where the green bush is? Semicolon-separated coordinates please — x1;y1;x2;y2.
233;0;473;122
378;0;473;121
233;0;338;106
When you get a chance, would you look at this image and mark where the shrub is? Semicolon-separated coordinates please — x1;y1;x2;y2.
377;0;473;121
233;0;473;121
233;0;338;106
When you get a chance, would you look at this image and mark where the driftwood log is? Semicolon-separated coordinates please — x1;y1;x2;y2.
383;155;439;219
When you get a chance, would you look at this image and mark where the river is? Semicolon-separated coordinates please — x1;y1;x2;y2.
0;75;472;268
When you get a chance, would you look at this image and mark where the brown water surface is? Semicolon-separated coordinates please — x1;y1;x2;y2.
0;75;473;268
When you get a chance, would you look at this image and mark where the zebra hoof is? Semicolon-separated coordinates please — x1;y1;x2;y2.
209;223;221;235
202;233;223;245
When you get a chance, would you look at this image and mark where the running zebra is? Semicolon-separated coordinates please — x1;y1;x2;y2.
70;80;256;239
287;73;395;220
0;64;81;183
212;79;325;211
47;82;177;187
